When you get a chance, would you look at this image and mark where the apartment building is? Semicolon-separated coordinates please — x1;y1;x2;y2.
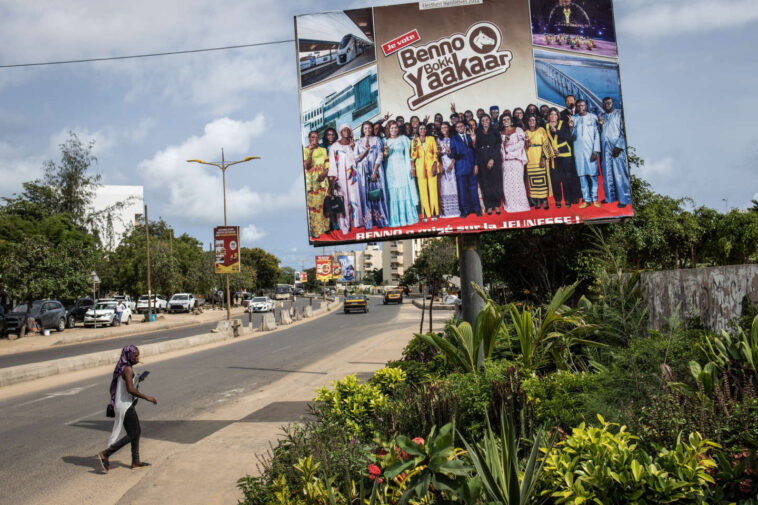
381;238;429;285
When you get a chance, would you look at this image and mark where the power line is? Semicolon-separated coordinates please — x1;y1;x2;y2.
0;39;295;69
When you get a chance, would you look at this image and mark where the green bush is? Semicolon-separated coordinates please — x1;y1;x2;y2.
539;416;718;504
522;370;613;428
384;359;431;385
368;367;406;396
314;374;388;438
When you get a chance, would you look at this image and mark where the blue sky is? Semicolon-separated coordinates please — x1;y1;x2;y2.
0;0;756;269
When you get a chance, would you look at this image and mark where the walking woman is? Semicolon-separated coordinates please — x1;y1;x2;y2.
524;114;555;210
303;131;330;238
98;345;157;472
384;121;419;227
328;124;364;235
437;122;461;218
500;115;530;213
411;123;440;221
475;115;504;214
355;121;389;230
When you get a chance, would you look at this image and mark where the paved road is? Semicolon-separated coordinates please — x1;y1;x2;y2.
0;298;321;369
0;296;405;505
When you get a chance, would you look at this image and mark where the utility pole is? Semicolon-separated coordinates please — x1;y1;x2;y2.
144;205;153;322
458;235;483;326
188;149;259;321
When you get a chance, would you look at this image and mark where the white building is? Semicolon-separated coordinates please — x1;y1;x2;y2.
382;238;429;285
91;185;144;248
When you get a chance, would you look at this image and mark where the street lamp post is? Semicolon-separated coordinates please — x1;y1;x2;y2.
188;149;260;321
90;271;100;329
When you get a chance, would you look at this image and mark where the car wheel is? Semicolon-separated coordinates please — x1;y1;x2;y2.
125;315;131;325
67;315;76;328
111;317;117;327
57;317;66;332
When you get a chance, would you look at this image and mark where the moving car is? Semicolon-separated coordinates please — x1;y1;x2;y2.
274;284;293;301
248;296;275;313
84;300;133;327
65;297;94;328
344;294;369;314
294;287;305;296
168;293;196;313
6;300;68;335
136;295;167;313
383;289;404;305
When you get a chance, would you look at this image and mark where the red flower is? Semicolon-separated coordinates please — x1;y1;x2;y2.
412;437;425;447
379;448;387;457
368;464;381;478
397;472;407;482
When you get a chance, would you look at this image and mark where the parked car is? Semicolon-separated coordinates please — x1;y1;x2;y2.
168;293;197;313
344;294;369;314
84;300;133;327
383;289;403;305
136;295;167;313
65;297;94;328
6;300;68;335
248;296;275;313
294;287;305;296
113;295;136;312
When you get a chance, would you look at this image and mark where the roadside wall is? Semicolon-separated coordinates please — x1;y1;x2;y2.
639;264;758;330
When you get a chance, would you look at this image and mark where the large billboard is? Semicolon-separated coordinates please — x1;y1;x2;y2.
316;255;333;281
296;0;633;246
214;226;240;274
338;255;356;282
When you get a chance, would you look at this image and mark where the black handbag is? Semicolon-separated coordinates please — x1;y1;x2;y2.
106;404;115;418
325;196;344;213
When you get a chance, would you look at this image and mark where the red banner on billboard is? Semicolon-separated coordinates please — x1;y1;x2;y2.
381;29;420;56
214;226;240;274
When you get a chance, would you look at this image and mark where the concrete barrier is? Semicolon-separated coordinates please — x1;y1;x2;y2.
261;312;277;331
280;310;292;325
303;306;313;318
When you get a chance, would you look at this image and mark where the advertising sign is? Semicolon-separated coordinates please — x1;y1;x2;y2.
338;255;356;282
331;258;342;280
295;271;301;282
214;226;240;274
301;271;308;282
316;255;333;281
296;0;633;246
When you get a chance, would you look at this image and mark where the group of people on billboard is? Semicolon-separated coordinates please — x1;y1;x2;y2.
303;94;630;240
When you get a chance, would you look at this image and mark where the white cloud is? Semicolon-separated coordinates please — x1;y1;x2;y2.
137;115;303;224
49;126;117;157
241;224;266;245
638;157;674;178
0;141;45;195
619;0;758;39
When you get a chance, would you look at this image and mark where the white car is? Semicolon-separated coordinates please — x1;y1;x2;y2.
84;301;133;327
136;295;167;313
168;293;196;313
248;296;274;313
113;295;136;312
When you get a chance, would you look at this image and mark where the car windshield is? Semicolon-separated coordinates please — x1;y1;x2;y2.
275;287;289;294
347;295;363;300
252;297;267;303
95;303;116;310
139;296;149;301
12;301;42;313
172;295;188;301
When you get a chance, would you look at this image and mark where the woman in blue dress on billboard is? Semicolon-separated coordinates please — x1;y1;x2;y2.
383;121;419;227
355;121;389;230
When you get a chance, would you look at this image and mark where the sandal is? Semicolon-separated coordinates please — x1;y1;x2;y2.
97;452;110;472
131;461;151;469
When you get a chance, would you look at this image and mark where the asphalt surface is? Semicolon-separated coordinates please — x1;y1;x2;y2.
0;298;320;369
0;297;406;505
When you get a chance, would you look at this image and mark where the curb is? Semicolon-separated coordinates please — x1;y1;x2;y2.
411;299;457;311
0;302;341;388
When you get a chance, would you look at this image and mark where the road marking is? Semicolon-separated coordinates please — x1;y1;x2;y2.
17;383;97;407
65;408;106;426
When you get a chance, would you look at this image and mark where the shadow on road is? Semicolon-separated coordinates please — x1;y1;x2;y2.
70;419;234;444
239;401;313;423
61;454;130;473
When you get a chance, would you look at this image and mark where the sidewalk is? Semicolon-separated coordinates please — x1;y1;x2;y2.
0;305;249;357
42;304;447;505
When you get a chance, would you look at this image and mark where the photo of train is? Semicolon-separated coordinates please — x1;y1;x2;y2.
337;34;372;65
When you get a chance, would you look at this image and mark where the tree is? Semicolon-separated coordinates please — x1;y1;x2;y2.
279;266;296;285
411;238;458;332
241;248;281;290
367;268;383;286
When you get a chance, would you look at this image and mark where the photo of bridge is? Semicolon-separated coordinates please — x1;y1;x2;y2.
533;48;621;113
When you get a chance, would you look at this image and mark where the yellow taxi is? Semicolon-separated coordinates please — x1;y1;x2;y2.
344;294;369;313
383;288;403;305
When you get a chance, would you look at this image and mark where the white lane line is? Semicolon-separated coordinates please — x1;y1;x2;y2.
16;383;98;407
65;408;107;426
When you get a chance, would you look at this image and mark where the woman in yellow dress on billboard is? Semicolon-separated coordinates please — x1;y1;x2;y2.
303;130;330;238
524;114;555;210
410;123;440;222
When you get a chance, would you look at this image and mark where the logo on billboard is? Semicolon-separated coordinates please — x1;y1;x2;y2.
398;22;512;110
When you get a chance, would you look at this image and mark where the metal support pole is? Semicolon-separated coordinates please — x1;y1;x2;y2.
144;205;153;323
222;148;231;322
458;235;484;326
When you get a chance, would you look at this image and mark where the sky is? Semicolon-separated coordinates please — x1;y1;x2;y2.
0;0;756;269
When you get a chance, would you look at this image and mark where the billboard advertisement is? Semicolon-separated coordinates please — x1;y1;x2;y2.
338;255;356;282
316;255;333;281
296;0;633;246
331;258;342;280
214;226;240;274
301;271;308;282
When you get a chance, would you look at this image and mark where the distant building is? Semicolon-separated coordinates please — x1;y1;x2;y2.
382;238;429;285
331;243;382;283
90;185;144;248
